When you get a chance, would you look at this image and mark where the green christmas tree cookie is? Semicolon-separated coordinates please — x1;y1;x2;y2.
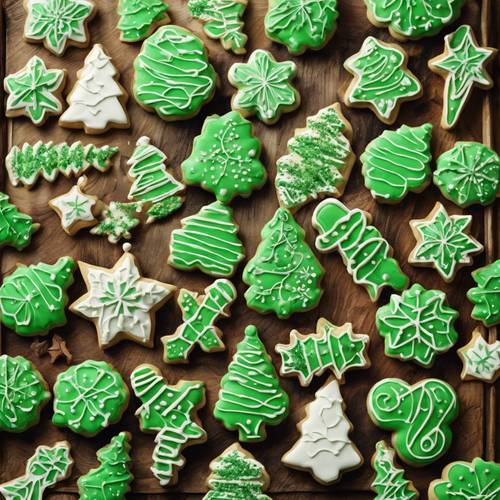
0;257;75;336
243;208;324;318
361;123;433;203
376;283;459;368
182;111;267;204
467;259;500;327
0;193;39;250
90;201;141;244
214;325;289;442
117;0;170;43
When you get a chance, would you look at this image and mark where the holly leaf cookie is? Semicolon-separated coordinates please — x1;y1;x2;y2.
0;192;39;250
117;0;170;43
467;259;500;327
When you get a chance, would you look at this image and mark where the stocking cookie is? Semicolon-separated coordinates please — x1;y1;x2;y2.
467;260;500;327
117;0;169;43
0;192;39;250
90;201;141;244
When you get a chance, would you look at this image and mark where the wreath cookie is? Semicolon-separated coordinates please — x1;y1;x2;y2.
467;259;500;327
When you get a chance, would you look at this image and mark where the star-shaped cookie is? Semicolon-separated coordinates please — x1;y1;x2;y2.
70;243;175;349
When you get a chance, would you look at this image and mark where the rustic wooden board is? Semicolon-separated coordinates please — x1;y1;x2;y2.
0;0;497;498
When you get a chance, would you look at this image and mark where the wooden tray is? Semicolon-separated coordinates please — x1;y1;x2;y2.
0;0;497;498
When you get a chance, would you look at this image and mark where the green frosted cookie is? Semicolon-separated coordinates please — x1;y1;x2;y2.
118;0;169;43
0;192;39;250
467;259;500;327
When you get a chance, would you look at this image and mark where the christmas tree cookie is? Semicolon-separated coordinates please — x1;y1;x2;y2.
4;56;66;126
127;136;185;223
203;443;271;500
276;320;370;386
60;44;129;134
168;201;245;278
265;0;338;55
409;202;483;282
367;378;459;466
214;325;289;442
181;111;267;204
24;0;96;55
0;441;73;500
162;279;237;364
228;49;300;125
133;25;218;121
275;103;356;212
282;378;362;485
90;201;141;244
0;355;51;433
243;208;324;318
117;0;170;43
467;260;500;327
0;192;39;250
312;198;408;301
131;364;207;486
361;123;433;204
371;441;419;500
188;0;248;54
344;37;422;124
52;360;129;437
71;243;175;349
376;284;459;368
0;257;75;336
78;432;133;499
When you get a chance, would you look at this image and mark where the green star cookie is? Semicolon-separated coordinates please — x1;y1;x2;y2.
467;259;500;327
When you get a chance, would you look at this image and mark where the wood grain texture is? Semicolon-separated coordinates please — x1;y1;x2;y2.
0;0;497;498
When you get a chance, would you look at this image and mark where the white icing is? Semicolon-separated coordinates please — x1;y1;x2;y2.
460;332;500;381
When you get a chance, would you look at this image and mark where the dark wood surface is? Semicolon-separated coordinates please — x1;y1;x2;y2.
1;0;497;498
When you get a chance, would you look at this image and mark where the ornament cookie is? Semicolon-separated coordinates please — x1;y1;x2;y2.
4;56;66;126
117;0;169;43
467;259;500;327
24;0;96;55
367;378;459;466
275;103;356;212
0;192;39;250
214;325;289;442
133;25;218;122
0;257;75;336
433;142;500;208
181;111;267;204
90;201;141;244
0;355;51;433
276;319;370;386
52;360;129;437
131;364;207;486
0;441;73;500
409;202;483;282
162;279;237;364
70;243;175;349
344;37;422;125
243;208;324;318
376;283;459;368
282;378;362;485
312;198;409;301
228;49;300;125
361;123;433;204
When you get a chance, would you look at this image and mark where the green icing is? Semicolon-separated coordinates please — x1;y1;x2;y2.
275;103;354;211
367;378;458;466
147;195;183;220
182;111;266;204
90;202;141;244
4;56;65;125
265;0;338;55
467;260;500;327
410;203;483;282
162;279;237;363
430;458;500;499
0;257;75;336
243;208;324;318
0;192;38;250
433;142;500;208
376;283;459;368
229;49;299;125
189;0;248;54
313;198;408;301
0;355;51;433
131;364;206;486
52;360;129;437
78;432;133;500
168;201;245;278
361;123;432;203
118;0;169;42
344;37;421;123
133;25;217;121
276;320;369;386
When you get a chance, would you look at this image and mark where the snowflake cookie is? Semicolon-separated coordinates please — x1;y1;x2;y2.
376;283;459;368
70;243;175;349
282;378;362;485
409;202;483;282
344;37;422;125
228;49;300;125
367;378;459;466
467;259;500;327
0;192;39;250
90;201;142;244
117;0;170;43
